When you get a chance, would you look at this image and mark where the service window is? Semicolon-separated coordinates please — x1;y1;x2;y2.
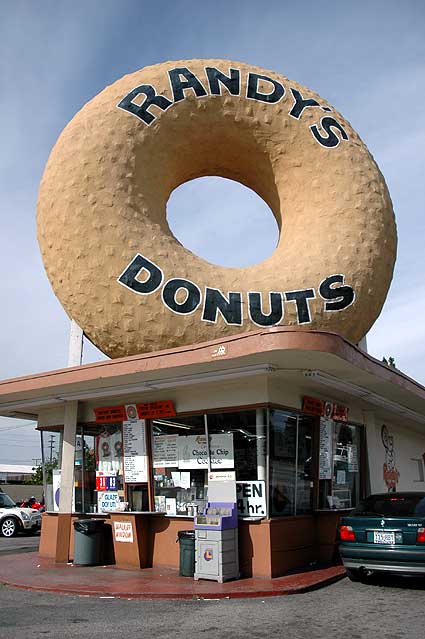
152;414;207;515
318;420;361;510
151;409;266;516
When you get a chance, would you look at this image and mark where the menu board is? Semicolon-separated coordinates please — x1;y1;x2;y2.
153;434;178;468
319;417;333;480
123;419;148;482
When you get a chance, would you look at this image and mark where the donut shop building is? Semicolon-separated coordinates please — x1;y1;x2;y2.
1;327;424;578
2;58;425;582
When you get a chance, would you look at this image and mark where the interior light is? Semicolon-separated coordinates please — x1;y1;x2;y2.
151;419;192;430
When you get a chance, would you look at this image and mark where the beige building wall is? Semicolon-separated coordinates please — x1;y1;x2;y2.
367;417;425;493
38;376;269;427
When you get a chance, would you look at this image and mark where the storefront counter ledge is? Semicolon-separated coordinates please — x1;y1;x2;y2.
109;511;195;570
39;512;112;562
40;511;196;567
40;512;346;576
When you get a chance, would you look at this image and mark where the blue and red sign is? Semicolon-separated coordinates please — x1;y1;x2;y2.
96;474;118;491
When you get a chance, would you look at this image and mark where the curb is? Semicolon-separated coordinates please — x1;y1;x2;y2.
0;570;347;600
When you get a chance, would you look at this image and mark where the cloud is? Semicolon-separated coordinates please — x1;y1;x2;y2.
368;286;425;385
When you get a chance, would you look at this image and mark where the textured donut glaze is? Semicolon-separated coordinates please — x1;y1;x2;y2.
37;59;397;358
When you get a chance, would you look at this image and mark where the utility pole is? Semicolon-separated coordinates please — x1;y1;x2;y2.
68;319;84;367
48;435;56;463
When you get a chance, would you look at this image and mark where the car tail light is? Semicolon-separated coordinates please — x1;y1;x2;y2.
340;525;356;541
417;528;425;543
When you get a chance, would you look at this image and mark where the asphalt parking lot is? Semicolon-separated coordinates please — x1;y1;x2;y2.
0;574;424;639
0;531;40;555
0;533;423;638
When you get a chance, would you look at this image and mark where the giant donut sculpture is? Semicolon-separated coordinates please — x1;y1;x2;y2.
37;59;397;358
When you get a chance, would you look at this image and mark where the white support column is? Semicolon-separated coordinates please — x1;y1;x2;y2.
58;401;78;514
256;408;266;481
67;319;84;367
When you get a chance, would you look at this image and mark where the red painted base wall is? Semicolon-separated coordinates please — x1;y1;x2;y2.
39;511;345;578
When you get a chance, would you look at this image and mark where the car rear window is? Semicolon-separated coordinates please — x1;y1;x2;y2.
352;494;425;517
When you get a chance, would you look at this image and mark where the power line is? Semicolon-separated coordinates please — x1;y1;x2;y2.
0;437;40;442
48;435;56;463
0;423;37;433
0;459;37;464
2;442;40;450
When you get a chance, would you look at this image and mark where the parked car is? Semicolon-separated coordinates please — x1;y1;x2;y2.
17;496;45;511
0;492;42;537
339;491;425;581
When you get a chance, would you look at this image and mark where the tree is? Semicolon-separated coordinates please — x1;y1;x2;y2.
382;356;396;368
25;459;58;485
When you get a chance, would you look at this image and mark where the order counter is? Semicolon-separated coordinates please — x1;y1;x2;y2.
108;511;194;569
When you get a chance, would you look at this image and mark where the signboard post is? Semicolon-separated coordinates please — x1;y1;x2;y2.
319;417;333;480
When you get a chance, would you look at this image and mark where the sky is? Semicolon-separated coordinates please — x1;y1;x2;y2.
0;1;424;465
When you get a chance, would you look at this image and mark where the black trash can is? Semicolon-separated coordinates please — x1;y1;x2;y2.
73;519;105;566
177;530;195;577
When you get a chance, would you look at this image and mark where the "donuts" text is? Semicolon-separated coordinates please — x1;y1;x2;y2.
117;253;355;328
117;66;349;149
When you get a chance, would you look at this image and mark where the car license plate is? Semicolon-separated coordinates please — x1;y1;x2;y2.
373;531;395;544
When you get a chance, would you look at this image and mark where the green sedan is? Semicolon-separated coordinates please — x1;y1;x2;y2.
339;492;425;581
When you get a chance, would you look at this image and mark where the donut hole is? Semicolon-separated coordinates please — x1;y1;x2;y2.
167;177;279;268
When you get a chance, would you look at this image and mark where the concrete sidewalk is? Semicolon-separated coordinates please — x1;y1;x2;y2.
0;552;346;599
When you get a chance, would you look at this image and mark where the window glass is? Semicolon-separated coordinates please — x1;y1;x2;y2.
352;493;425;517
152;415;207;515
70;424;125;514
269;410;314;516
269;410;297;516
74;432;97;513
205;410;260;480
319;421;361;509
296;416;313;514
0;493;16;508
127;484;149;511
151;410;262;516
40;429;62;511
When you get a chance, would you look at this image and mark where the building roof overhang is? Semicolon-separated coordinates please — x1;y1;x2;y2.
0;328;424;428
